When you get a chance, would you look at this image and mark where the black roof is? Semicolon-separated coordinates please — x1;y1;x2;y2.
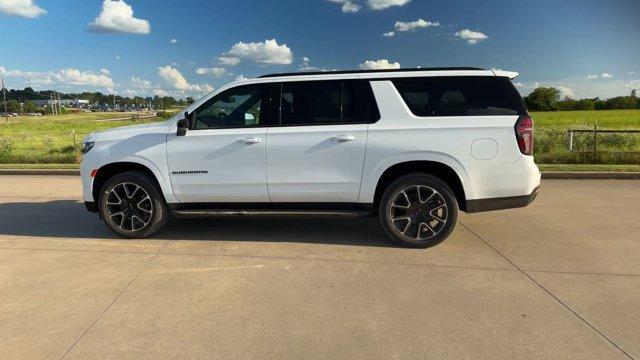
258;67;485;79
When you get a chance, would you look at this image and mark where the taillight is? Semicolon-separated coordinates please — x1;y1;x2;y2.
515;115;534;155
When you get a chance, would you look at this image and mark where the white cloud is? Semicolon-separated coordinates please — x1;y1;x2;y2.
382;31;395;37
55;68;115;87
217;56;240;66
326;0;361;12
394;18;439;32
341;1;361;12
587;74;599;79
131;76;152;89
224;39;293;65
235;75;250;82
115;54;121;60
195;67;227;77
359;59;401;70
601;72;613;78
0;0;46;18
158;65;213;93
2;67;114;87
0;66;6;76
169;38;177;44
100;68;110;76
299;57;323;71
554;85;575;99
367;0;410;10
88;0;150;34
626;80;640;90
153;88;169;97
454;29;488;44
630;71;637;75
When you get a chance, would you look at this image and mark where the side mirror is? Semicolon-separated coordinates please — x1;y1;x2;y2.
245;112;256;125
177;111;191;136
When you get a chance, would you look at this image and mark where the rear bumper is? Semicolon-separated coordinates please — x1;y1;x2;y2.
465;186;539;213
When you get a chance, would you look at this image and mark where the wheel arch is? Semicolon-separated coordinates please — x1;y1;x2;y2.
372;160;468;213
92;162;166;204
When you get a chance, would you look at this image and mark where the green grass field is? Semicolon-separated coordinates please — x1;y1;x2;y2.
0;112;159;163
1;109;639;167
532;109;640;128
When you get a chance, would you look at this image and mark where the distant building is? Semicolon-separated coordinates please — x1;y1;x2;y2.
33;99;90;107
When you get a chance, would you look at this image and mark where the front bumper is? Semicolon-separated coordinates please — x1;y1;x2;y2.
465;186;539;213
85;201;98;213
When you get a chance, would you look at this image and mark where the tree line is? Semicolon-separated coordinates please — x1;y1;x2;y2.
1;87;195;113
524;87;639;112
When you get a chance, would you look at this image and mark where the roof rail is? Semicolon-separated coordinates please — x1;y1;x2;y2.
258;67;485;78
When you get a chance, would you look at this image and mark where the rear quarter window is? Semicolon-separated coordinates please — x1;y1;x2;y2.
392;76;527;117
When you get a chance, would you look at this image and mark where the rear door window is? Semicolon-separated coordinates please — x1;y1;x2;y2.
393;76;527;117
278;80;380;126
281;81;341;125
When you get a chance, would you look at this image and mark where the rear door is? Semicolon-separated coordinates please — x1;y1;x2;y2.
266;80;378;202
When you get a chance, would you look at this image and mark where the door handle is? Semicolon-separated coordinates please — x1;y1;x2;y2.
238;137;262;144
330;135;356;142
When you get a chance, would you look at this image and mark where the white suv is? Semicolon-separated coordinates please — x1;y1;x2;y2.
81;68;540;248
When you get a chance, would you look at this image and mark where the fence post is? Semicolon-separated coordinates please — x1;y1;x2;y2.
593;124;597;156
568;130;574;151
72;129;76;146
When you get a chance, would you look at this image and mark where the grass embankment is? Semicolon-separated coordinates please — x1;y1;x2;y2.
0;112;162;164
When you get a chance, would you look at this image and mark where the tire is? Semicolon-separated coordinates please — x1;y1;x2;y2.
379;173;459;248
98;171;168;238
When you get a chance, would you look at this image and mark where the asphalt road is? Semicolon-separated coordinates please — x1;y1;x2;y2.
1;176;639;360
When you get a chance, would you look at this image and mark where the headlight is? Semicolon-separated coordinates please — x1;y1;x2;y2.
82;141;95;154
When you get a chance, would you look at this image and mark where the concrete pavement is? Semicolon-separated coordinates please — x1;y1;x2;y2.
0;176;638;359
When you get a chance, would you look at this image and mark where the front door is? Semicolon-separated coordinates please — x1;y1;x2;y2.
167;83;276;203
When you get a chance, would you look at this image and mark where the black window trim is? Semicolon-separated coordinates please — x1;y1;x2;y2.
189;83;277;131
275;79;379;128
391;76;528;118
189;80;381;130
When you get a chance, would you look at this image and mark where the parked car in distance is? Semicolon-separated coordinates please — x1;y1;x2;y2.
81;67;540;248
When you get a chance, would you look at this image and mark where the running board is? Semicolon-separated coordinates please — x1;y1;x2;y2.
172;209;372;219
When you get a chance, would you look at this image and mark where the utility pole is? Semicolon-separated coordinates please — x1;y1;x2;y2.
50;92;55;115
112;94;116;111
2;77;7;122
58;92;62;115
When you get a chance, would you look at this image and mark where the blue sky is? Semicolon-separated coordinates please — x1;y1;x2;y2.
1;0;639;99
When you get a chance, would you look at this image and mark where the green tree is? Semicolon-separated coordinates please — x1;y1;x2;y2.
23;100;38;113
524;87;561;111
605;96;637;110
186;96;195;105
5;100;20;113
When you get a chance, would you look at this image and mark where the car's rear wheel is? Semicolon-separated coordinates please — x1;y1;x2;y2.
379;173;458;248
99;171;168;238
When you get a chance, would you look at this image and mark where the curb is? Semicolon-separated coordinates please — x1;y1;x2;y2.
2;169;640;179
541;172;640;179
0;169;80;176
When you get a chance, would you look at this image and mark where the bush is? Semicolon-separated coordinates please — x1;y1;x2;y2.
156;111;176;120
0;137;16;157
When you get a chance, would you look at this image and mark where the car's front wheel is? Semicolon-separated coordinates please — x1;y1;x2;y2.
99;171;168;238
379;173;459;248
